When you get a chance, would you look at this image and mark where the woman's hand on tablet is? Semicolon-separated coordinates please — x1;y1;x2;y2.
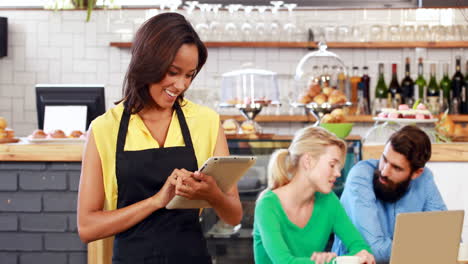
152;169;190;209
175;171;222;202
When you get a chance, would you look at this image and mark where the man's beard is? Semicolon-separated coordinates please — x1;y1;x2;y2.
373;167;411;203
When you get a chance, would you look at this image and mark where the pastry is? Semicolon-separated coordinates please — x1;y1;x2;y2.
313;94;328;105
330;109;345;122
222;119;239;135
328;90;347;105
307;83;321;98
5;128;14;139
241;121;256;134
322;87;333;96
31;129;47;139
69;130;84;138
0;117;7;130
49;129;66;138
321;114;335;123
299;94;313;104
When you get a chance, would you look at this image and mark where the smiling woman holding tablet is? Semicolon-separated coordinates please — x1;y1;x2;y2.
77;13;242;264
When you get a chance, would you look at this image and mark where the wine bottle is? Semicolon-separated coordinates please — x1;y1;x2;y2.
337;66;347;94
356;82;370;115
373;63;388;115
426;64;440;114
401;57;415;106
361;66;371;111
389;63;402;108
350;66;361;108
451;56;465;114
439;63;451;113
415;58;427;103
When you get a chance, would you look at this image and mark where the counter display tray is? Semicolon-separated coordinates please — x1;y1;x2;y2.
0;138;20;144
26;137;85;144
373;117;438;123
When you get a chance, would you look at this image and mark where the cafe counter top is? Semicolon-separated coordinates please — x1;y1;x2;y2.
1;139;468;162
0;138;84;161
363;143;468;162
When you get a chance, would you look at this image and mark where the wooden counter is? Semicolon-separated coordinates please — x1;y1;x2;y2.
1;140;467;162
363;143;468;162
0;140;83;161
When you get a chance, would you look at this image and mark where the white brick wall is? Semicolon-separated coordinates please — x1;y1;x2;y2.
0;8;466;136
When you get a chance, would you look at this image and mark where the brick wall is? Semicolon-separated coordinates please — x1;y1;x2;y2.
0;162;86;264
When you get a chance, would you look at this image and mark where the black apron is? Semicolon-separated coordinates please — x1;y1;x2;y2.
112;102;212;264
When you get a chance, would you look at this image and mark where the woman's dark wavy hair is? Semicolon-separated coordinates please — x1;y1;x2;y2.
387;125;431;172
116;12;207;114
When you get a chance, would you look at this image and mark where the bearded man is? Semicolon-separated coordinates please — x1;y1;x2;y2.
332;125;446;262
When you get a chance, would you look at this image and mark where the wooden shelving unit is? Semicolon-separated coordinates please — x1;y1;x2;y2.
220;114;468;123
110;41;468;49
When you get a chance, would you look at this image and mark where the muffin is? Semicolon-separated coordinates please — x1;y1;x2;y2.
49;129;66;139
69;130;84;138
222;119;239;135
31;129;47;139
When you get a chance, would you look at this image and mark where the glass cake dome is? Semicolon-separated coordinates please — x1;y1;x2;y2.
292;42;351;125
219;65;280;134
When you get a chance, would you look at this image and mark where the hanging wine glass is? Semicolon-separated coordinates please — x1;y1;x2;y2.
282;3;297;42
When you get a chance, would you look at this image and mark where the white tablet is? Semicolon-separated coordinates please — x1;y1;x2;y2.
166;156;257;209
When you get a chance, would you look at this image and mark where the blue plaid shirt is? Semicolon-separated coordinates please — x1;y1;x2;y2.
332;159;447;262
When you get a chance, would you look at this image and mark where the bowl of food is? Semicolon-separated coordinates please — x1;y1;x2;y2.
319;123;353;139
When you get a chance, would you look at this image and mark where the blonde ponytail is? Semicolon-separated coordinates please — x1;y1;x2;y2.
266;126;347;190
267;149;291;189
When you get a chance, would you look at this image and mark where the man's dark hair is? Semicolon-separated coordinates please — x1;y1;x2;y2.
116;12;208;113
387;125;431;172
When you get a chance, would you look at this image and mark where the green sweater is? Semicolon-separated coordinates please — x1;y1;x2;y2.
253;190;371;264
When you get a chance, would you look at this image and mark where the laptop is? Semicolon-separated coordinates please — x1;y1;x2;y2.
389;210;464;264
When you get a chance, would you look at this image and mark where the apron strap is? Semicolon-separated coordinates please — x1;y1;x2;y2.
117;101;194;153
174;101;194;149
116;108;131;154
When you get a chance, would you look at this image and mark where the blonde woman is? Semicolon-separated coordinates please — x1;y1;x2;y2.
253;127;375;264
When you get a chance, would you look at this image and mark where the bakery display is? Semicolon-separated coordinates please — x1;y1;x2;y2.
222;119;239;135
220;66;280;136
376;104;434;120
27;128;87;142
220;67;280;108
436;112;468;141
0;117;19;143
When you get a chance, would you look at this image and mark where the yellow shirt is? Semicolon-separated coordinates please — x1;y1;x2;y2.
91;100;220;211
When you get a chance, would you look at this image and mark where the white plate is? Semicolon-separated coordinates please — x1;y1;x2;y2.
373;117;438;123
26;137;85;144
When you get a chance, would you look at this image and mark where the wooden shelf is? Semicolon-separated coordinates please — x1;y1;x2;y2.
110;41;468;49
220;115;468;123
